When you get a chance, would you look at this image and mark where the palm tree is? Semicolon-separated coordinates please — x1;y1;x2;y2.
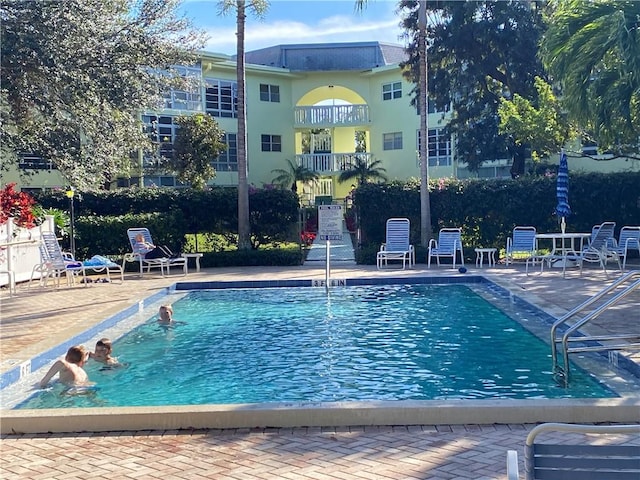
541;0;640;154
338;155;388;185
271;158;319;192
356;0;432;246
417;0;432;247
220;0;269;250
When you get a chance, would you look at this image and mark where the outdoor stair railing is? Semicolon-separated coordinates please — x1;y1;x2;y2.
550;270;640;386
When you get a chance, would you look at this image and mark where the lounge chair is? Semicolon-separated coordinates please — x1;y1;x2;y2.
428;227;464;269
505;226;537;265
29;235;76;288
29;232;124;287
123;227;186;276
608;226;640;270
575;221;621;276
376;218;415;269
507;423;640;480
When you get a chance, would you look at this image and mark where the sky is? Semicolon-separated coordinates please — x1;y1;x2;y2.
179;0;408;55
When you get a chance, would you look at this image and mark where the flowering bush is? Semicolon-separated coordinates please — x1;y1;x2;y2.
301;231;316;246
0;183;41;228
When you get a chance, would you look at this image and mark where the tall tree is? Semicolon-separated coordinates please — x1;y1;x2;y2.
169;113;227;190
357;0;431;245
417;0;432;247
0;0;204;190
541;0;640;156
220;0;269;251
498;76;575;162
399;0;546;177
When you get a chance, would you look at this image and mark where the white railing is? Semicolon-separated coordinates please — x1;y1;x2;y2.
1;216;55;287
294;104;370;127
295;153;373;174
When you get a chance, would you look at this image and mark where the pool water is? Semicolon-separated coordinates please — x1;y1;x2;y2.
17;284;614;409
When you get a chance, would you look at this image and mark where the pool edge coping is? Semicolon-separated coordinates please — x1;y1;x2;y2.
3;397;640;434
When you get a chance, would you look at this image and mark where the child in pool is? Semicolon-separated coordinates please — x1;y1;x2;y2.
88;338;121;366
39;346;92;388
158;304;174;325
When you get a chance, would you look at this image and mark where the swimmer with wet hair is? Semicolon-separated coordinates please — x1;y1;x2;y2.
89;338;120;366
39;346;91;388
158;304;174;325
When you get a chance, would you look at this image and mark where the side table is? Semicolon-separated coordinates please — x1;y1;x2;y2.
181;253;203;273
475;248;497;268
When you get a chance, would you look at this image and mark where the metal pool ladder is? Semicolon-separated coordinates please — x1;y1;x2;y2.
550;270;640;386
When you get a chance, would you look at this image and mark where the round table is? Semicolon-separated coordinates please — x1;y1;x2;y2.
475;248;497;268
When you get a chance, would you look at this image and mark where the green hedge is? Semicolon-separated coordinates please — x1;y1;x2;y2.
202;247;303;267
35;187;301;258
356;172;640;263
35;172;639;267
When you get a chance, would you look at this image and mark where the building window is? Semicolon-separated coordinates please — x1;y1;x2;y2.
581;138;598;155
382;81;402;101
383;132;403;150
261;134;282;152
142;114;179;167
260;84;280;102
142;176;186;188
417;128;452;166
212;133;238;172
18;153;55;170
164;65;202;111
205;78;237;118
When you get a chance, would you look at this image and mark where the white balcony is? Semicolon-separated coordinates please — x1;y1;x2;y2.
296;153;372;174
294;104;370;127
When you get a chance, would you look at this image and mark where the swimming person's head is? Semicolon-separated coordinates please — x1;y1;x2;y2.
95;338;113;355
65;346;88;366
159;305;173;323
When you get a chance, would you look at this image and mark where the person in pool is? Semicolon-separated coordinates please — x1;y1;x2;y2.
88;338;121;366
158;304;174;325
39;346;92;388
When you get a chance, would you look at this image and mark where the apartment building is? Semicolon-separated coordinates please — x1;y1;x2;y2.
140;41;457;203
7;42;638;200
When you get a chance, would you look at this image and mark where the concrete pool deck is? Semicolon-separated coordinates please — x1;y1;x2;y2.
1;262;639;479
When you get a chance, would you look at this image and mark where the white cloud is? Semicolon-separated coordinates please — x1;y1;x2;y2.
202;14;406;54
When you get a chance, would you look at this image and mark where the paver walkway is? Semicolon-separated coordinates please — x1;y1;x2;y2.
1;262;639;479
1;424;532;480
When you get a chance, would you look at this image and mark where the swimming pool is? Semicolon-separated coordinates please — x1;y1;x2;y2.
12;283;618;409
3;276;639;433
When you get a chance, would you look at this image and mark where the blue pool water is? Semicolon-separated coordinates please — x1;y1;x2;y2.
17;284;614;409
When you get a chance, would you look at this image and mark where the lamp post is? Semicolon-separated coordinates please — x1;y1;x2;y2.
65;186;76;257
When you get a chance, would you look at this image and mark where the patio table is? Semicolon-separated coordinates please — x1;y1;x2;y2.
533;232;591;277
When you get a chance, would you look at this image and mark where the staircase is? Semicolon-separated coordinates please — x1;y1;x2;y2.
303;220;356;266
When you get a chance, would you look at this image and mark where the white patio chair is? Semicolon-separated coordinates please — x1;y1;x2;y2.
505;226;537;265
29;232;83;288
608;226;640;270
376;218;415;269
123;227;186;277
575;221;621;276
428;227;464;269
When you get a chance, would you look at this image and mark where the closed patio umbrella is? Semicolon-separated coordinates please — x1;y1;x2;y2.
555;151;571;234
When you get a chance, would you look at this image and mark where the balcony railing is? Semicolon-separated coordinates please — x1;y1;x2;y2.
296;153;372;174
294;104;370;127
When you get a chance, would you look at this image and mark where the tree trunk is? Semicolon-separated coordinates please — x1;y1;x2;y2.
236;0;251;250
418;1;433;247
509;143;527;179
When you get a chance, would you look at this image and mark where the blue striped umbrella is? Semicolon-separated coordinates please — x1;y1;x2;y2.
555;152;571;233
